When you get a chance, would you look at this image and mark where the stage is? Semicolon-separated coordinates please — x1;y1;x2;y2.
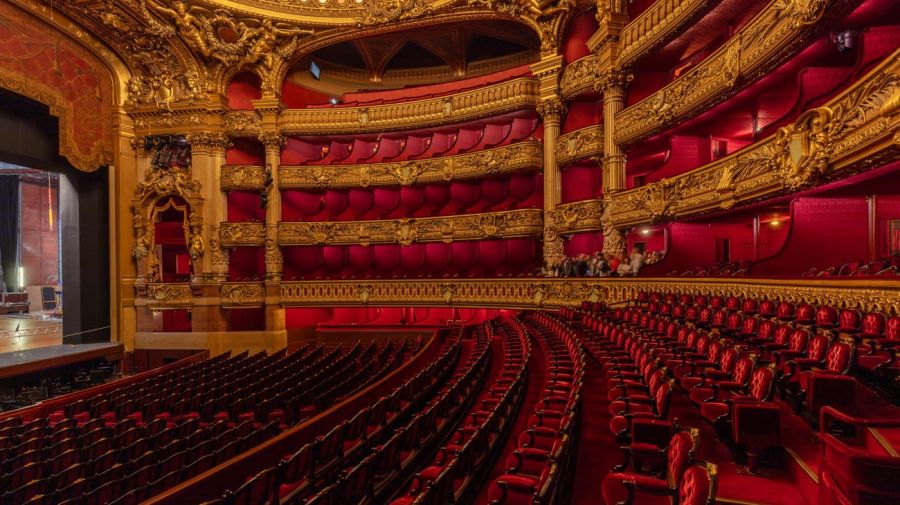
0;314;62;353
0;342;122;380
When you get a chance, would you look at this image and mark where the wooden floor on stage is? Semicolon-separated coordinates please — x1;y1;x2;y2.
0;315;62;353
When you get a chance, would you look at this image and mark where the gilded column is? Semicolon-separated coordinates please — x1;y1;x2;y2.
184;132;232;281
599;70;630;193
259;131;286;281
532;55;566;265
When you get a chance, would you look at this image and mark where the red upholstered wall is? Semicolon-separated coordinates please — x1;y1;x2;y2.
19;179;59;287
753;197;869;276
228;247;264;281
226;140;265;165
229;308;265;331
876;196;900;257
561;163;602;203
226;72;262;110
281;80;332;108
562;10;599;64
564;232;603;257
285;306;508;329
562;100;603;133
227;191;265;222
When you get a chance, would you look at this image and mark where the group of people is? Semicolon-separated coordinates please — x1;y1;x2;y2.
543;249;662;277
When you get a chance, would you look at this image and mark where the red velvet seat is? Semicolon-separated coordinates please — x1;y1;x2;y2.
601;429;699;505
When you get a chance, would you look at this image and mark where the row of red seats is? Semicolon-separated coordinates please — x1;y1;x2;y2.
278;116;538;165
389;321;530;504
206;326;494;504
802;255;900;277
485;313;585;504
556;306;720;504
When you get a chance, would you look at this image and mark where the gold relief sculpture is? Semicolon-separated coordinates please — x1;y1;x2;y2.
615;0;842;146
144;283;194;308
618;0;715;66
601;198;627;257
278;78;540;135
220;283;266;307
548;199;604;237
223;112;262;135
608;51;900;228
536;94;567;120
560;54;600;99
278;278;900;315
185;131;232;151
219;222;267;247
557;126;603;166
279;141;541;189
208;225;230;271
277;209;543;246
258;131;288;151
356;0;435;26
220;166;268;191
264;225;283;281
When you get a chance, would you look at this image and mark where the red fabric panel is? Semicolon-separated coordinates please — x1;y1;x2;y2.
227;191;264;222
564;232;604;257
397;186;425;216
478;240;506;271
282;190;324;221
757;218;791;260
562;100;603;133
645;136;712;183
323;190;349;219
370;188;400;219
626;71;671;107
154;222;185;245
225;140;265;165
627;228;666;254
162;310;191;332
347;188;374;218
562;10;599;64
424;243;451;274
753;197;869;275
479;178;510;211
281;79;331;108
640;223;720;276
447;181;481;214
226;72;261;110
228;247;264;281
282;246;323;280
175;254;190;275
507;173;539;205
285;307;334;328
562;164;602;203
415;184;451;217
510;117;540;141
321;246;347;274
347;245;374;275
399;243;426;275
449;242;479;276
229;308;264;331
373;245;400;275
282;138;326;165
505;238;539;270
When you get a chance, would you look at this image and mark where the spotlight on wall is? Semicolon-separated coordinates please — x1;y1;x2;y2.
641;227;651;235
830;30;858;52
329;97;340;105
769;220;781;227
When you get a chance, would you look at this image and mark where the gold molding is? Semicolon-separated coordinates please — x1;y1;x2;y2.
221;165;268;191
220;282;266;307
547;199;604;240
279;140;542;189
559;54;599;99
557;125;603;166
275;277;900;313
220;222;267;247
615;0;848;146
619;0;717;67
277;209;543;246
608;49;900;228
278;77;540;135
140;283;196;309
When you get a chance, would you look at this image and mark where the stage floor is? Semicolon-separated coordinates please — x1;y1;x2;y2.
0;342;123;379
0;314;62;353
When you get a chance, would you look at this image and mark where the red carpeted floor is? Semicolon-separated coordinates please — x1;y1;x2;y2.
473;334;547;505
570;359;621;505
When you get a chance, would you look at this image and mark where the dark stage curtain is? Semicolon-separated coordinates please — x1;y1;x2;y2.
0;175;18;292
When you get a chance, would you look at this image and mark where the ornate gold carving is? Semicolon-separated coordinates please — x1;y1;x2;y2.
619;0;715;66
278;78;540;135
278;277;900;314
560;54;599;99
608;51;900;227
223;111;262;135
615;0;844;146
265;224;283;281
595;68;632;93
277;209;543;246
547;199;604;239
356;0;435;26
279;141;542;189
219;222;267;247
185;131;231;151
220;283;266;307
258;131;287;151
208;225;229;272
557;126;603;166
536;95;567;120
220;165;267;191
601;197;626;257
144;283;194;308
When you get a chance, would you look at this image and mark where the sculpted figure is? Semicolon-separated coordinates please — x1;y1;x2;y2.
144;0;211;59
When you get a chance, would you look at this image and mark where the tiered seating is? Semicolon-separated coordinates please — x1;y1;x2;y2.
0;342;411;504
802;254;900;277
209;325;496;504
485;312;585;504
389;320;530;504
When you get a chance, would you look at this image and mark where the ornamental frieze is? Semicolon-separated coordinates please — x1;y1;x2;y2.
278;78;540;135
559;54;599;99
556;126;603;166
219;222;267;247
618;0;717;66
608;50;900;228
277;209;543;246
615;0;847;146
220;166;268;191
277;277;900;314
546;199;604;241
279;141;542;189
220;283;266;307
142;283;195;309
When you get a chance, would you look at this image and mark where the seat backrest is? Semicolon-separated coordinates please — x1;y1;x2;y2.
732;357;755;385
759;300;777;318
788;328;810;352
677;464;717;505
741;298;759;315
666;429;698;487
777;301;796;320
796;303;816;324
886;316;900;342
861;312;887;338
838;309;862;333
816;306;839;328
773;324;793;345
824;342;854;373
805;333;830;361
749;367;776;402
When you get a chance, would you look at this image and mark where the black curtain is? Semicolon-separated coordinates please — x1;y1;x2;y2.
0;175;17;292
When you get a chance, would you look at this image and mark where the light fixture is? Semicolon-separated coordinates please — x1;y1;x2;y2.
18;266;24;291
641;227;651;235
329;97;340;105
769;220;781;227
